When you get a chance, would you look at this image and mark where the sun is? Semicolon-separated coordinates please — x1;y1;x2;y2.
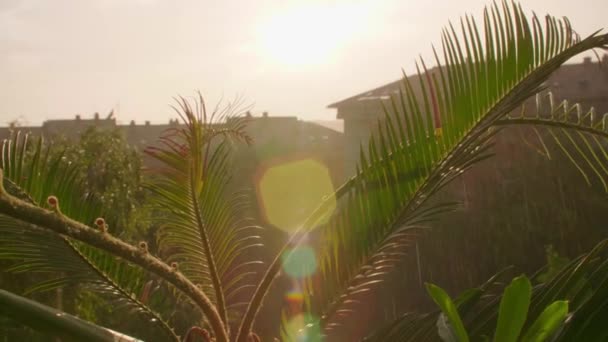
257;3;366;67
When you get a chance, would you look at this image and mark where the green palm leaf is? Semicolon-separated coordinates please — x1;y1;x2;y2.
0;132;177;341
364;93;608;341
145;94;261;329
237;1;608;339
288;1;608;336
496;92;608;191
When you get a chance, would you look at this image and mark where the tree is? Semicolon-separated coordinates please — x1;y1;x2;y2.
0;127;167;340
51;127;148;238
2;1;608;341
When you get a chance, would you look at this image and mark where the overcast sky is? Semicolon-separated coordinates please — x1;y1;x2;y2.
1;0;606;126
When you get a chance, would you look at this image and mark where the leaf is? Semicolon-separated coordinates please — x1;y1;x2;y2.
365;242;608;341
236;2;608;339
145;93;261;326
496;93;608;192
494;275;532;342
437;313;459;342
362;267;513;342
288;1;608;335
425;283;469;342
466;241;608;339
520;300;568;342
0;132;177;340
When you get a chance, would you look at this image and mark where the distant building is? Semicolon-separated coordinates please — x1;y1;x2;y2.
328;54;608;176
0;112;345;185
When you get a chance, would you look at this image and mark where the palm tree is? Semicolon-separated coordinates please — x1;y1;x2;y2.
2;1;608;341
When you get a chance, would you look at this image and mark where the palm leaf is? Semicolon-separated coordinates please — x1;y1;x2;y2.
238;1;608;338
0;132;177;341
285;1;608;336
496;92;608;191
145;93;261;329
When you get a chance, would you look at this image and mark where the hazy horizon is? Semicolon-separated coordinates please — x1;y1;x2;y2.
1;0;606;127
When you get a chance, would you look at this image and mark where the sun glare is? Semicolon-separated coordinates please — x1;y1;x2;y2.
257;3;367;67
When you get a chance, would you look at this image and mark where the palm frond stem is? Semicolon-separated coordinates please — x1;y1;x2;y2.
0;174;229;342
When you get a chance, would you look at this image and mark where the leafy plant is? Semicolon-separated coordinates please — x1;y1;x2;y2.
536;245;570;283
0;132;178;341
50;126;148;238
1;1;608;341
427;276;568;342
365;239;608;342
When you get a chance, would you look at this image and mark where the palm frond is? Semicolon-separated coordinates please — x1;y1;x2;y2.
496;92;608;191
236;2;607;339
295;1;608;335
145;93;261;329
0;132;177;341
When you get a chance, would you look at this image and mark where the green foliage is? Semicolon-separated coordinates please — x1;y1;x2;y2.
293;2;608;338
144;94;260;328
520;301;568;342
1;1;608;341
51;127;147;238
494;276;532;342
364;239;608;342
498;92;608;192
425;275;566;342
426;283;469;342
536;245;570;283
0;132;177;341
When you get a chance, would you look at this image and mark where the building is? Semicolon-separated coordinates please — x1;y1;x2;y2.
0;107;346;224
0;112;345;205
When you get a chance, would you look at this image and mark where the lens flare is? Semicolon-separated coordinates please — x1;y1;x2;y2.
284;313;323;342
286;288;304;304
285;286;305;314
256;158;336;232
282;245;318;279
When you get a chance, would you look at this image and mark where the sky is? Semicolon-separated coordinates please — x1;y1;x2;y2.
1;0;606;126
